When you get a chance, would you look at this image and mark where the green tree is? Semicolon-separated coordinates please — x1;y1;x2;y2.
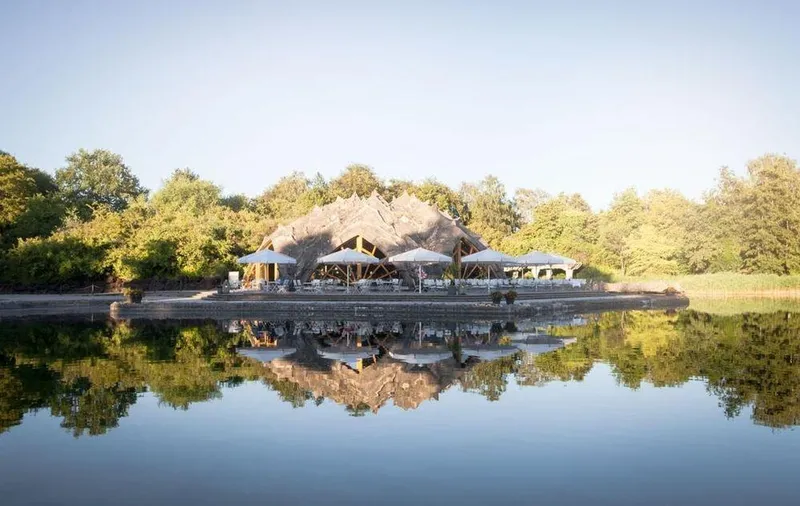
0;154;67;247
55;149;146;219
383;178;469;218
513;188;551;224
503;193;598;266
329;164;384;198
0;236;110;286
151;169;221;216
598;188;645;274
256;171;329;221
738;154;800;274
0;153;38;228
3;195;67;243
460;176;518;247
413;178;469;219
26;167;59;196
220;194;252;212
384;178;416;200
624;190;694;276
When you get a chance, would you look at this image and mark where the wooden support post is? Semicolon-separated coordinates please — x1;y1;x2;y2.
356;236;364;279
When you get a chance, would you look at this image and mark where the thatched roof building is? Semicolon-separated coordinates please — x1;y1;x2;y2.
264;355;464;412
256;191;487;281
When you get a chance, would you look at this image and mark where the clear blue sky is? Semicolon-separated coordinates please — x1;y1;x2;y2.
2;0;798;209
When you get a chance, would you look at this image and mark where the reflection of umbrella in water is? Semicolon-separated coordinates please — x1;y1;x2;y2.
237;347;297;363
511;335;575;354
461;345;519;361
317;346;380;362
356;324;374;337
389;348;453;365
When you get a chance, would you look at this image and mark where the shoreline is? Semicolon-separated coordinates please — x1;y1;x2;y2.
109;294;688;320
685;290;800;298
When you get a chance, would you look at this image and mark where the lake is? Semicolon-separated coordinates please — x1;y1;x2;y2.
2;308;800;505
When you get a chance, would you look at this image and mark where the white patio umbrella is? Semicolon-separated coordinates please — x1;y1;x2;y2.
237;249;298;287
237;347;297;363
316;248;380;291
388;247;453;294
460;249;520;291
237;249;297;265
548;253;578;265
515;251;562;267
514;251;562;280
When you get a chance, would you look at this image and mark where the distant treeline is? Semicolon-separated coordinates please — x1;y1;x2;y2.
0;148;798;289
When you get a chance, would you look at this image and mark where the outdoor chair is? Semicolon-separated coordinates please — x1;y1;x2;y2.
228;271;241;290
355;279;371;293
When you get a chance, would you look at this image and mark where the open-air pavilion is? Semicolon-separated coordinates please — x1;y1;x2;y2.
239;193;583;292
249;192;487;283
515;251;581;280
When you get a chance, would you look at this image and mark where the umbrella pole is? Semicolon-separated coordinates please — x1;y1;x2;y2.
347;265;350;293
419;264;422;294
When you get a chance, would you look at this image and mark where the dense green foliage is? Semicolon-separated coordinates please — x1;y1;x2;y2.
1;148;799;289
0;153;64;248
55;149;146;220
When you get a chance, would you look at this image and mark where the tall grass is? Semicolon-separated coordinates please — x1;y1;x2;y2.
672;273;800;292
613;272;800;295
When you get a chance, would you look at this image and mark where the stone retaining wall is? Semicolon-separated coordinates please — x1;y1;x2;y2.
110;294;688;320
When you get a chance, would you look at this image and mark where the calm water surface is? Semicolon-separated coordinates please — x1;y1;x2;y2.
2;309;800;505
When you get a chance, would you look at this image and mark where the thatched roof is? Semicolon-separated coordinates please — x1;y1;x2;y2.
259;191;487;279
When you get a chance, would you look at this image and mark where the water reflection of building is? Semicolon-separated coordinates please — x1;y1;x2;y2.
233;318;578;413
265;355;464;412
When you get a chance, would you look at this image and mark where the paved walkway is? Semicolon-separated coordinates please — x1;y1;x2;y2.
0;290;206;302
0;291;205;317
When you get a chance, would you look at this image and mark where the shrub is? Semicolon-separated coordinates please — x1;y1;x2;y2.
123;288;143;303
504;290;518;304
490;291;503;304
0;236;109;288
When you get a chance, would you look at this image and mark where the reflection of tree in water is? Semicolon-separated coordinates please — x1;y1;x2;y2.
0;320;315;436
345;402;371;417
3;310;800;433
543;310;800;429
459;354;518;401
269;377;322;408
0;362;61;434
50;377;139;437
